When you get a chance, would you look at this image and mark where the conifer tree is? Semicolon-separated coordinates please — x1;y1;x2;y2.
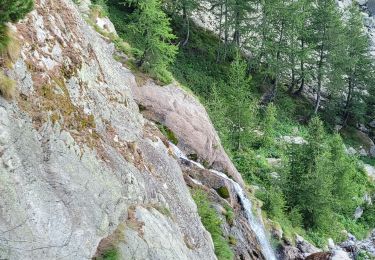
230;0;257;46
340;4;374;125
286;0;314;95
209;0;257;60
261;103;276;148
226;53;253;151
328;134;365;215
285;117;334;230
124;0;178;82
256;0;291;100
310;0;343;114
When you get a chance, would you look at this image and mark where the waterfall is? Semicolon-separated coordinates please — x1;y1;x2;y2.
209;169;276;260
169;143;277;260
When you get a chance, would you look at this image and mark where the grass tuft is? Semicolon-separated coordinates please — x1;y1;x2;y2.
0;71;15;100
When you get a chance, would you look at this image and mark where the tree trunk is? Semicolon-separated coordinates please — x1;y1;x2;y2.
273;20;285;97
313;29;326;114
233;1;240;46
217;4;223;62
288;67;296;94
342;76;353;126
224;1;229;60
294;38;306;95
182;7;190;47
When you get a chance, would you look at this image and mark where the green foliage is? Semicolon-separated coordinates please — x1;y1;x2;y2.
226;53;254;151
122;0;178;83
0;0;34;51
279;117;371;243
261;103;277;148
192;189;234;260
216;186;230;199
91;0;109;17
170;17;233;99
0;25;9;51
361;203;375;229
106;0;375;250
94;248;120;260
164;0;198;46
168;19;374;247
232;150;270;184
0;0;34;24
257;187;286;221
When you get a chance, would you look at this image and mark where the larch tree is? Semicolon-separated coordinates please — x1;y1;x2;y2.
226;53;254;151
340;4;374;125
310;0;343;114
124;0;178;83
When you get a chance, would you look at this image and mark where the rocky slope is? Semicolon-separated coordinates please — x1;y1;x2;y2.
0;0;217;258
0;0;273;259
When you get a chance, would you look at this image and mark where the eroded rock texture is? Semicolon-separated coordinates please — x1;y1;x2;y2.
0;0;216;259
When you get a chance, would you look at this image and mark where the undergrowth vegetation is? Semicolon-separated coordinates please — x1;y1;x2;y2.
0;71;15;99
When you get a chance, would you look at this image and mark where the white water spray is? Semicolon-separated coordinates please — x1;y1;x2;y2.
169;143;277;260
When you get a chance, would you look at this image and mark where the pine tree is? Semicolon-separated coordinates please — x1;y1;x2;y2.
124;0;178;83
284;117;335;230
229;0;257;47
226;53;254;151
261;103;276;148
209;0;257;60
328;134;365;215
256;0;292;101
310;0;343;114
340;4;374;125
286;0;315;95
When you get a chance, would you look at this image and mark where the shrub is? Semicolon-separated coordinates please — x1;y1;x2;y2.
257;187;286;221
94;247;120;260
0;71;15;99
216;186;230;199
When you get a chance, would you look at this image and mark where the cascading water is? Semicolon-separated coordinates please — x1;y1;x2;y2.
169;143;277;260
210;169;276;260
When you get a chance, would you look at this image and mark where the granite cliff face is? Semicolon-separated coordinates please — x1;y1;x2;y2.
0;0;272;259
0;0;217;258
